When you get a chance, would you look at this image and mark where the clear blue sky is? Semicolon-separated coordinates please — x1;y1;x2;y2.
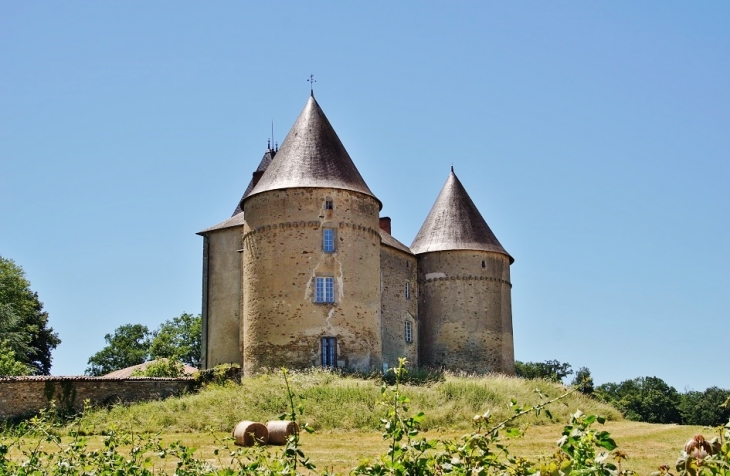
1;2;727;390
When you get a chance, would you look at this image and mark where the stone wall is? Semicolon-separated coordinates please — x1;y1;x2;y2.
417;250;514;374
380;245;419;368
241;187;383;374
0;376;194;420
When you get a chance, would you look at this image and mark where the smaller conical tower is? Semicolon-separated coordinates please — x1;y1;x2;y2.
412;169;514;374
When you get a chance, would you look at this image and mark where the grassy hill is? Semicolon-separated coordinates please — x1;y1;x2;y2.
72;369;622;434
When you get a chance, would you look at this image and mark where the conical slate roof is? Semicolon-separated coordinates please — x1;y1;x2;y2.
245;95;380;208
410;170;513;262
231;147;276;216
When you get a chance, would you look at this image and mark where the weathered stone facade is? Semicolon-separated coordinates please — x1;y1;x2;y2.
417;250;514;374
199;94;515;375
241;188;382;374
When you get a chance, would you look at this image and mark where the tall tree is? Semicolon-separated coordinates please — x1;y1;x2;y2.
149;313;202;368
85;324;151;376
0;256;61;374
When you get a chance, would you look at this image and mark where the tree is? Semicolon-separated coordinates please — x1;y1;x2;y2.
85;324;151;376
679;387;730;426
0;256;61;374
84;313;202;376
571;366;594;395
149;313;202;368
0;340;32;376
515;359;573;382
596;376;682;424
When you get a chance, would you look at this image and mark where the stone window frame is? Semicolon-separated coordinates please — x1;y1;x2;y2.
324;199;334;210
315;276;335;303
323;228;336;253
404;320;413;344
405;281;410;300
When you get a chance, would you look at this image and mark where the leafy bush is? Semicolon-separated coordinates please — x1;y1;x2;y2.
131;358;186;378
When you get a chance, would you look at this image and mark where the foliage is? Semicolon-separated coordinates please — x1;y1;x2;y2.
572;366;595;395
131;358;187;378
0;255;61;375
2;365;728;475
0;340;32;376
679;387;730;427
515;359;573;382
596;376;682;424
85;313;202;376
149;313;202;368
85;323;151;376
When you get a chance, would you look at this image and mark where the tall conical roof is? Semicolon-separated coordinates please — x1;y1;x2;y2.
410;170;513;262
244;95;380;208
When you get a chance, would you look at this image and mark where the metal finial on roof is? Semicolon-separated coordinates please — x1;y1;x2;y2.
267;138;271;150
451;164;454;173
271;121;275;151
307;74;316;96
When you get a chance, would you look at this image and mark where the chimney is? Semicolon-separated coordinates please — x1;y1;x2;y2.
379;217;392;235
251;170;265;189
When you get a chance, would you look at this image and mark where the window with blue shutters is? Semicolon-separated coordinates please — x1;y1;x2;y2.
323;228;335;252
321;337;337;367
315;277;334;303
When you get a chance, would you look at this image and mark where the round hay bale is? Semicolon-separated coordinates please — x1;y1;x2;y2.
232;421;268;447
266;420;299;445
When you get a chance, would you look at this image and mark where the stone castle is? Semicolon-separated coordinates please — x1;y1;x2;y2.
197;93;515;375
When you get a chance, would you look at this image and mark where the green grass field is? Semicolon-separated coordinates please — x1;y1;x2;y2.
3;370;721;474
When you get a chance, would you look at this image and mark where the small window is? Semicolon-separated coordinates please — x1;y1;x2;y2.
321;337;337;367
323;228;335;252
315;277;334;303
481;260;486;269
404;321;413;343
406;260;410;269
405;281;410;300
325;200;333;210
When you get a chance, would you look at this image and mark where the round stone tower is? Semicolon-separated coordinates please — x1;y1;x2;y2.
411;169;515;374
240;94;383;375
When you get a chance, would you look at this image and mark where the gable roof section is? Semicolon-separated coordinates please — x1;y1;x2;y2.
379;229;413;255
410;170;513;262
197;213;245;235
245;95;380;208
232;148;276;216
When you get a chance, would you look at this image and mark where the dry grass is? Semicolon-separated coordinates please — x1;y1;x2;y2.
70;369;622;435
5;422;714;475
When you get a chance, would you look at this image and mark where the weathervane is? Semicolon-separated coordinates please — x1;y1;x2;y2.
307;74;316;96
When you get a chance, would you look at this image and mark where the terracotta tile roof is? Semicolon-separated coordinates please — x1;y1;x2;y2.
244;95;381;209
379;229;413;255
410;170;513;262
197;212;245;235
